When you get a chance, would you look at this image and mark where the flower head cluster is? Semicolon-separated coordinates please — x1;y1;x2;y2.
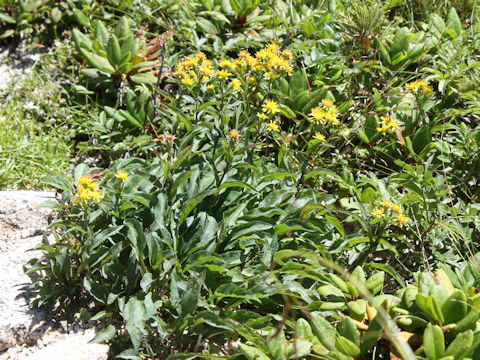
175;44;294;91
372;200;408;226
175;52;213;86
405;79;433;94
252;43;294;78
377;115;398;135
309;99;340;125
74;176;101;204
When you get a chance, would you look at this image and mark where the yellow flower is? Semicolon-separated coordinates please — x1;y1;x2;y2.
377;115;399;135
247;76;257;84
78;188;90;200
229;129;240;139
377;124;389;135
373;208;384;217
405;79;433;94
116;170;129;181
313;132;326;142
382;116;394;125
266;43;279;52
231;79;242;91
322;98;334;109
207;84;214;91
181;76;195;86
310;101;340;125
310;107;326;124
214;70;232;80
396;214;408;226
200;65;212;77
266;121;279;132
219;59;235;69
262;100;280;115
381;200;391;208
90;191;102;201
89;182;99;190
78;175;91;185
257;112;268;120
391;203;401;213
282;49;293;58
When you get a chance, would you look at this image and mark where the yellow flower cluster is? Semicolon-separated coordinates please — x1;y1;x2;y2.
251;43;294;79
373;200;408;226
175;52;213;86
175;43;294;89
309;99;340;125
405;79;433;94
256;99;282;124
377;115;398;135
74;176;101;204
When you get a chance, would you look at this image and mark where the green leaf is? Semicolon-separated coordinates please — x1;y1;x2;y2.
389;28;409;60
42;175;72;192
107;34;122;66
285;340;312;359
444;330;473;360
366;271;385;295
0;13;16;24
130;73;158;85
79;48;115;74
123;297;146;350
442;289;467;325
309;312;336;350
197;18;218;34
338;317;360;345
179;189;214;225
416;293;445;324
446;8;462;37
239;344;270;360
95;21;109;46
73;11;90;27
267;329;287;360
430;14;446;37
347;299;366;321
296;318;313;339
50;7;62;23
362;314;383;353
336;336;360;357
424;323;445;360
89;325;117;344
140;273;153;292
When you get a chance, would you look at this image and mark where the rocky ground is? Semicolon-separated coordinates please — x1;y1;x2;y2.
0;46;30;92
0;191;109;360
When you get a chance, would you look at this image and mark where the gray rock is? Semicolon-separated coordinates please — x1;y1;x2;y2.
0;191;109;360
